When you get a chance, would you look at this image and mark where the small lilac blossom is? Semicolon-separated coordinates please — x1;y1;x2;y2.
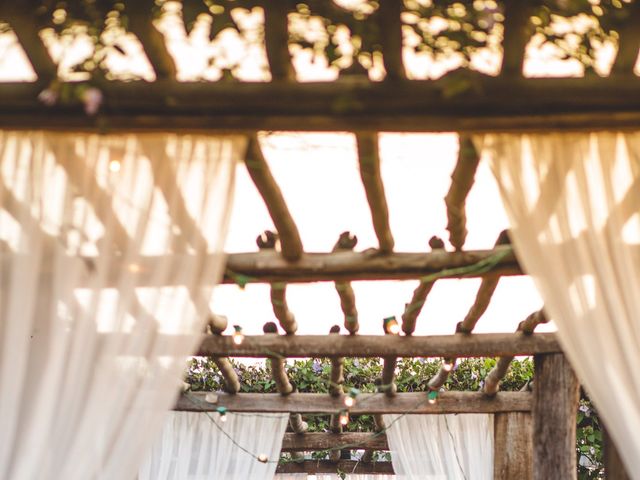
38;88;58;106
312;360;322;374
82;87;103;115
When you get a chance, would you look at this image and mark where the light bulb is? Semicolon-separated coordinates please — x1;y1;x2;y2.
109;159;121;172
443;361;454;372
216;405;228;422
219;413;227;422
232;325;244;345
344;396;355;408
428;390;438;405
383;316;400;335
339;411;349;426
257;454;268;463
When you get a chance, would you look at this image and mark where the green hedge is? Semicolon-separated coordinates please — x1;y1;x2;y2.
186;357;603;479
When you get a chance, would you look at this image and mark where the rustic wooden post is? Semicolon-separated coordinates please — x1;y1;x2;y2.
532;353;579;480
493;412;532;480
603;427;630;480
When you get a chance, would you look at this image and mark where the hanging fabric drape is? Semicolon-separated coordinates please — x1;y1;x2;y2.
477;132;640;476
139;412;288;479
383;414;493;479
0;131;243;479
314;475;396;480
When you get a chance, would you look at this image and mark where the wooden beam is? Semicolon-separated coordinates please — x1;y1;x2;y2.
276;460;394;474
401;236;444;335
610;4;640;76
281;432;388;451
493;412;533;480
0;7;57;83
500;0;535;76
223;247;521;284
333;232;359;334
356;132;394;253
532;354;579;480
246;136;303;261
212;357;240;393
484;310;548;396
445;135;480;251
6;76;640;132
261;0;294;81
196;332;560;358
377;0;405;80
176;391;533;414
126;0;177;79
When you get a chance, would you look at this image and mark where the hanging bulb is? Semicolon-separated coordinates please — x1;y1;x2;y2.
232;325;244;345
339;410;349;426
383;316;400;335
257;454;268;463
344;387;360;408
428;390;438;405
108;159;121;173
216;406;228;422
443;360;455;372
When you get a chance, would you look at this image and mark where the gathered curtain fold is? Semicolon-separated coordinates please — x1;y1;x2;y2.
0;131;244;479
140;412;288;479
382;413;493;479
477;132;640;477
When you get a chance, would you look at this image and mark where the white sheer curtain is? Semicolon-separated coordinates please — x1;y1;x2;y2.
383;414;493;479
0;131;243;479
477;132;640;476
140;412;288;479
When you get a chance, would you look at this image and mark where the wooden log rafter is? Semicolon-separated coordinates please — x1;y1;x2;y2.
260;0;295;81
428;231;511;391
610;2;640;76
258;231;297;334
445;135;481;251
401;236;445;335
205;315;240;394
196;332;561;358
327;325;345;460
276;460;394;475
356;132;394;253
500;0;535;77
0;5;57;83
377;0;405;81
177;391;533;414
333;232;359;334
126;0;177;79
281;431;388;451
245;135;303;261
483;309;549;397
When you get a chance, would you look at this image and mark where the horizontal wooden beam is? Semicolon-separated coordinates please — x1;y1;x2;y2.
197;332;560;358
4;76;640;132
223;247;521;284
276;460;394;474
281;432;388;451
176;391;532;414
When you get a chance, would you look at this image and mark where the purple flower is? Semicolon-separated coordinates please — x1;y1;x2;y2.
82;87;103;115
312;360;322;374
38;88;58;106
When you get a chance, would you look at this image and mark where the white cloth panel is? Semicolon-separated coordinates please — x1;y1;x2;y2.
140;412;288;479
315;475;395;480
0;131;243;479
383;414;493;480
477;132;640;476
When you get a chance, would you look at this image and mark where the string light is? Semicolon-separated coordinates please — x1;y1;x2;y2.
108;159;121;172
443;360;455;372
344;387;360;408
339;410;349;426
257;454;268;463
232;325;244;345
428;390;438;405
216;406;228;422
383;316;400;335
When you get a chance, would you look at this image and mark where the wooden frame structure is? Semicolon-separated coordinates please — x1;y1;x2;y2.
1;1;637;477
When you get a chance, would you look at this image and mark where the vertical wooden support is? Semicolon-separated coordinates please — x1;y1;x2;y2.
532;354;579;480
500;0;534;77
603;427;631;480
356;132;394;253
610;3;640;76
262;1;295;80
377;0;405;80
494;412;533;480
333;232;359;334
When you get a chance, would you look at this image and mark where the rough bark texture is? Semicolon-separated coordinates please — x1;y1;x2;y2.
603;426;631;480
532;354;579;480
494;412;533;480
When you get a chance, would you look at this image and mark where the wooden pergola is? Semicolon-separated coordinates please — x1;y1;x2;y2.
1;1;638;478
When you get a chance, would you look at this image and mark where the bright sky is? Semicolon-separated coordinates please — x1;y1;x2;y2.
4;1;635;338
